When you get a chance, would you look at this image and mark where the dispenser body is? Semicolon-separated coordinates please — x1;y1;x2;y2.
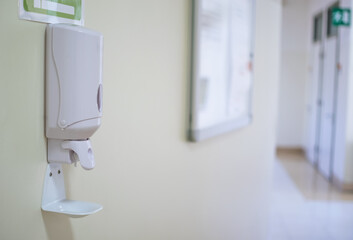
46;24;103;140
42;24;104;216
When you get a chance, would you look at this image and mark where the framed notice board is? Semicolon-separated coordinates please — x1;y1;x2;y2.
189;0;256;142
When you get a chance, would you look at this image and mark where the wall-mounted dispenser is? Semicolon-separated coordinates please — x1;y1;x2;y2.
42;24;103;217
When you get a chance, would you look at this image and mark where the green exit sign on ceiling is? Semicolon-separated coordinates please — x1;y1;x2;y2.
332;8;351;27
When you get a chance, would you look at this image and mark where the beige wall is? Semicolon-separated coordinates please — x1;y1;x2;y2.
277;0;309;148
0;0;281;239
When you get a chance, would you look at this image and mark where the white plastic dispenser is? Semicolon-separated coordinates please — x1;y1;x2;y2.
42;24;103;217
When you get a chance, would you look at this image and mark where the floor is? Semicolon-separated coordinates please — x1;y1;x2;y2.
268;150;353;240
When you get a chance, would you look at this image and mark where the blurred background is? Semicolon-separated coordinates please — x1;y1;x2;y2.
273;0;353;239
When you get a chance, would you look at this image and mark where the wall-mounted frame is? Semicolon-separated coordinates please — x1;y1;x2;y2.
189;0;256;142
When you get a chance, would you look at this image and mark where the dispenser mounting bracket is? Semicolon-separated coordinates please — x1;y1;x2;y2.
41;163;102;217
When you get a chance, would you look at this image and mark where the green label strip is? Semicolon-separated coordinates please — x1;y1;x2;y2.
23;0;82;20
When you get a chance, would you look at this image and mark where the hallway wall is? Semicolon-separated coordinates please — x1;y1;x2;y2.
277;0;310;148
278;0;353;186
343;0;353;183
305;0;352;185
0;1;282;239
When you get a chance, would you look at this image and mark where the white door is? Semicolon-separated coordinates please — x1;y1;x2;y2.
317;3;339;179
306;13;324;165
307;44;323;165
318;36;338;178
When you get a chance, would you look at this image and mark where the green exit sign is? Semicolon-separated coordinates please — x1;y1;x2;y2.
332;8;351;26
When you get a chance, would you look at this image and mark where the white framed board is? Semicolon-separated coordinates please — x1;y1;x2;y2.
189;0;256;142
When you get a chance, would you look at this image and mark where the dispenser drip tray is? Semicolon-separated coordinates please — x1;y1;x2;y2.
41;163;103;217
42;200;102;217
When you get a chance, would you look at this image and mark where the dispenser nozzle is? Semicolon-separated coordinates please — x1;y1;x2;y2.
62;140;95;170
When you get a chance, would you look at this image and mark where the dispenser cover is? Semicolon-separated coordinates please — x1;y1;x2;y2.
46;24;103;139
